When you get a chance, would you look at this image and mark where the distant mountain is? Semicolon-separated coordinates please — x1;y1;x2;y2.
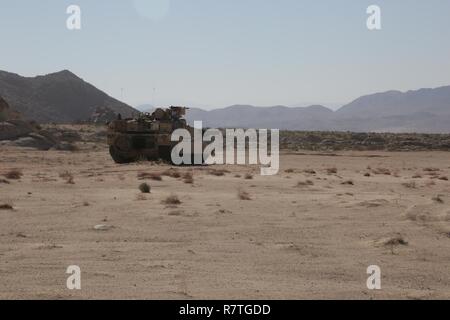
183;86;450;133
332;86;450;133
186;104;334;130
0;70;138;123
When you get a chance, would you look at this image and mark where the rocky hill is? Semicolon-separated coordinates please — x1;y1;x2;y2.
0;70;137;123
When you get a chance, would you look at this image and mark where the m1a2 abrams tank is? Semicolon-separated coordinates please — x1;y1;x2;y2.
107;106;196;164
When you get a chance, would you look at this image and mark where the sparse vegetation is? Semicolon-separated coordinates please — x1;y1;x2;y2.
296;180;314;187
363;172;371;177
284;168;295;173
438;176;448;181
303;169;316;174
326;167;337;174
402;181;416;189
162;168;181;179
412;174;422;179
59;171;74;184
183;172;194;184
238;190;251;200
432;195;444;203
372;167;391;175
384;235;408;247
341;180;354;185
4;169;23;180
0;203;14;210
423;167;440;172
244;173;253;180
0;178;10;184
138;172;162;181
208;169;230;176
139;183;151;194
162;194;181;205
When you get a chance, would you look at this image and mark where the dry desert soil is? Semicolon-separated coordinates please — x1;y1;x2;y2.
0;145;449;299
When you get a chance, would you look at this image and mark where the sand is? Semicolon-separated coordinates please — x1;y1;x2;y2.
0;145;449;299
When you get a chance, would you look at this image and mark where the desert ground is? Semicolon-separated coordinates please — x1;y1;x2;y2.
1;136;450;299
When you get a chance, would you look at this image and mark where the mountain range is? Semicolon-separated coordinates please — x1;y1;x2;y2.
1;69;450;133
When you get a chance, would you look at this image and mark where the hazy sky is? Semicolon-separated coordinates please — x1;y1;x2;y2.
1;0;450;109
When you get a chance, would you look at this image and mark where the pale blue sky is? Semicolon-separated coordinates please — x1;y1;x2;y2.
1;0;450;109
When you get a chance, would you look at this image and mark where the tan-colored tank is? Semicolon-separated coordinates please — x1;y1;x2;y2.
107;106;198;164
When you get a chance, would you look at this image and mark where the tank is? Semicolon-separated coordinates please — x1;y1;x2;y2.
107;106;198;164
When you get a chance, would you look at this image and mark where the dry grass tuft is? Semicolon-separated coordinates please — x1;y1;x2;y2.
384;235;408;247
296;180;314;187
341;180;354;185
326;167;337;175
4;169;23;180
412;174;422;179
438;176;448;181
423;167;440;172
138;172;162;181
303;169;316;174
244;173;254;180
162;194;181;205
432;195;444;203
372;167;391;175
59;171;74;184
402;181;416;189
162;168;181;179
0;203;14;210
284;168;295;173
183;172;194;184
139;183;151;194
363;172;371;177
238;190;252;200
208;169;230;176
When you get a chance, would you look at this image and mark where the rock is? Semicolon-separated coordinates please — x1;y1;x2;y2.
0;120;34;141
9;134;55;150
94;224;113;231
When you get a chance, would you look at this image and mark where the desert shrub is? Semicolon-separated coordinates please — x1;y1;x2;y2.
162;194;181;205
438;176;448;181
139;183;151;193
4;169;23;180
384;236;408;247
0;178;10;184
372;167;391;175
208;169;230;176
326;167;337;174
341;180;354;185
412;174;422;179
284;169;295;173
402;181;416;189
423;167;440;172
138;172;162;181
238;190;251;200
303;169;316;174
162;169;181;179
0;203;13;210
183;172;194;184
363;172;371;177
296;180;314;187
244;173;253;180
59;171;74;184
432;195;444;203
